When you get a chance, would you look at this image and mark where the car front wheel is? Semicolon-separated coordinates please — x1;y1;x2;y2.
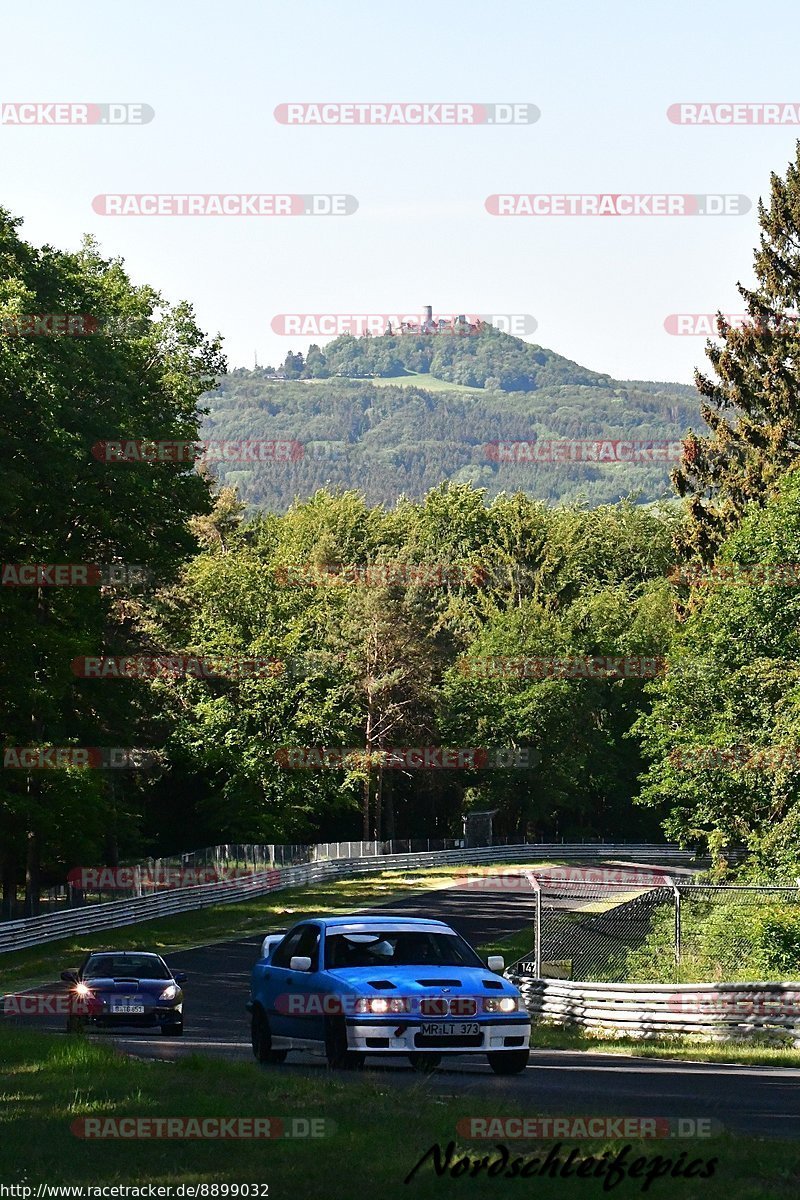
251;1007;288;1064
324;1017;365;1069
160;1020;183;1037
487;1049;530;1075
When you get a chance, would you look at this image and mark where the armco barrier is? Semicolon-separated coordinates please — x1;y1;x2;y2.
513;977;800;1044
0;843;699;954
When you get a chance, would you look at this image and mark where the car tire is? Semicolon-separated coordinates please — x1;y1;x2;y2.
160;1021;183;1037
324;1017;365;1070
408;1053;441;1073
65;1016;85;1035
487;1049;530;1075
251;1007;287;1064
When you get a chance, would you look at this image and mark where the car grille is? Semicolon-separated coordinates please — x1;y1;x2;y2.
419;997;477;1017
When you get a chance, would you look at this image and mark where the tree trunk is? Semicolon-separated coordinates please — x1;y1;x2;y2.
1;847;17;920
24;827;40;916
384;771;395;842
374;764;383;842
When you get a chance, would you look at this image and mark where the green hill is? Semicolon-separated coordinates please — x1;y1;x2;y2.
202;328;702;510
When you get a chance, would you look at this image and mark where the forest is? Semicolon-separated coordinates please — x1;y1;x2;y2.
4;143;800;910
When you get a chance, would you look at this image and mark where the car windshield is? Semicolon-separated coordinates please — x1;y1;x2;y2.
82;954;171;980
324;930;483;969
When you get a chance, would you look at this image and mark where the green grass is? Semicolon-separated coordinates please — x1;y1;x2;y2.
283;371;488;394
369;372;488;394
1;1028;799;1196
530;1022;800;1068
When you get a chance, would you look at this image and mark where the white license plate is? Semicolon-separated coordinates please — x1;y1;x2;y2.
111;999;145;1014
420;1022;480;1037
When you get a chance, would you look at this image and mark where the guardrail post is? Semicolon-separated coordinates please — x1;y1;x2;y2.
669;879;681;975
527;873;542;977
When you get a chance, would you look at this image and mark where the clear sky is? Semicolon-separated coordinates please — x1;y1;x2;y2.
5;0;800;382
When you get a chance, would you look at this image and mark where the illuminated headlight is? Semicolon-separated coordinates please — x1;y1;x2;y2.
482;996;520;1013
158;983;180;1002
354;996;408;1014
74;982;93;998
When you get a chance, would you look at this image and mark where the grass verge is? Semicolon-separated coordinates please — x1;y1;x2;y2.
530;1022;800;1068
1;1028;798;1197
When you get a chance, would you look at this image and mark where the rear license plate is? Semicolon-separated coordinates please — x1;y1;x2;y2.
420;1022;480;1037
111;998;145;1014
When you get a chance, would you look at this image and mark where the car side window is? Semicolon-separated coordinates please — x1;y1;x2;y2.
271;925;319;970
294;925;320;970
270;929;304;969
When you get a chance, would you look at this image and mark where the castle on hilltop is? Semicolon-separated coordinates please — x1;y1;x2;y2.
386;305;486;337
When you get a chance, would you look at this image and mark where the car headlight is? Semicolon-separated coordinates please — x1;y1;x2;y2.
74;982;93;997
158;983;180;1002
482;996;520;1013
354;996;408;1014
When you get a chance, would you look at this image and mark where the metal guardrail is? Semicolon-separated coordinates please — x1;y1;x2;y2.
0;843;700;955
513;977;800;1043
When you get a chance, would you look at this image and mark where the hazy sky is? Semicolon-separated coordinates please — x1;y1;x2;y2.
5;0;800;381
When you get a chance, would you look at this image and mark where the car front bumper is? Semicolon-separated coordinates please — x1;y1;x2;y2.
343;1016;530;1053
79;1001;182;1027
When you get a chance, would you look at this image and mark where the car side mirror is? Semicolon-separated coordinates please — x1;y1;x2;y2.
487;955;505;973
172;970;187;984
60;969;79;983
289;955;312;972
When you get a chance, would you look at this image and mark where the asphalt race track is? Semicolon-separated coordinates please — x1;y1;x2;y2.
9;867;800;1139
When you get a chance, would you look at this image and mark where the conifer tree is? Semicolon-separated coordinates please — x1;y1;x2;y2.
674;142;800;561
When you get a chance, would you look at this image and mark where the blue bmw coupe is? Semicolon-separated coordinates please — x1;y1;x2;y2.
248;915;530;1073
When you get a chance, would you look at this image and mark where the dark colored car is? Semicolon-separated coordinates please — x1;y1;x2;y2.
61;951;186;1036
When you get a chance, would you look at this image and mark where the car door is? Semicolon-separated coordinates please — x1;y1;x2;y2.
268;924;323;1042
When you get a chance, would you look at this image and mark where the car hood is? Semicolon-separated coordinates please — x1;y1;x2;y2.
326;965;519;997
81;977;176;994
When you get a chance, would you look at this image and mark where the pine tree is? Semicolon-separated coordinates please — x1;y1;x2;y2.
674;142;800;561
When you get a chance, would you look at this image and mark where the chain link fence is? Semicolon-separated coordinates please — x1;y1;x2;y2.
510;872;800;984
